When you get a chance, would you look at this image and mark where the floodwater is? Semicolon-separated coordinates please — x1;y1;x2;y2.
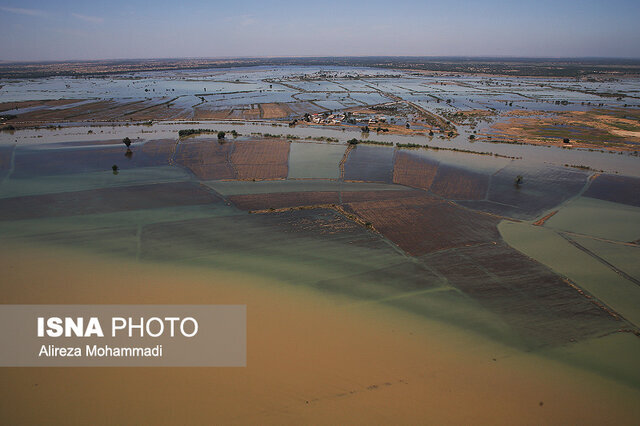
2;121;639;176
1;65;640;424
2;242;639;424
1;132;638;366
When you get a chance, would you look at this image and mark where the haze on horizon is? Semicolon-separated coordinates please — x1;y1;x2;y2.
1;0;639;62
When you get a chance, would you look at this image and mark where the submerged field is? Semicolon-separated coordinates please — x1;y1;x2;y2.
2;65;640;152
1;65;639;424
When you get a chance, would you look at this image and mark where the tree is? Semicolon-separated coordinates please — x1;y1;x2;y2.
122;137;131;147
217;131;225;140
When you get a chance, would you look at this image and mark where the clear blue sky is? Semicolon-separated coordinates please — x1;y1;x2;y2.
1;0;639;61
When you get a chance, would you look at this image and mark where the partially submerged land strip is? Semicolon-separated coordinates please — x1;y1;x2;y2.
248;203;380;233
395;142;522;159
174;131;521;164
564;164;607;173
338;144;354;180
561;278;625;322
347;138;393;146
533;210;558;226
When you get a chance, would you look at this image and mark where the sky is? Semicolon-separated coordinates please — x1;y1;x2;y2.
1;0;639;62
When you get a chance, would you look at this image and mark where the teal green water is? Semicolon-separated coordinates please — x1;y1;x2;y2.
499;220;640;327
544;196;640;242
287;142;346;179
570;235;640;281
499;220;640;388
540;333;640;390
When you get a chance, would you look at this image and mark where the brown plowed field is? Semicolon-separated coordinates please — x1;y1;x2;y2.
392;152;439;190
392;152;489;200
260;103;294;119
0;99;83;112
126;103;193;121
340;189;423;203
175;139;290;181
422;243;624;347
174;139;235;180
191;107;231;120
15;100;119;122
138;139;177;159
344;195;500;256
584;174;640;207
231;139;290;180
430;165;489;200
234;164;289;180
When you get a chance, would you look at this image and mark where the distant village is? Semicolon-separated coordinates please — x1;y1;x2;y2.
307;111;387;126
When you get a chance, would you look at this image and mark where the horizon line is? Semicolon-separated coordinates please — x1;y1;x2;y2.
2;55;640;65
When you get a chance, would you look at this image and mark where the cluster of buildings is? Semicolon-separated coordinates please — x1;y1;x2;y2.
310;113;346;125
309;112;388;126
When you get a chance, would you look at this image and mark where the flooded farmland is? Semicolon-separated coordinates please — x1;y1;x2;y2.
1;65;639;424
